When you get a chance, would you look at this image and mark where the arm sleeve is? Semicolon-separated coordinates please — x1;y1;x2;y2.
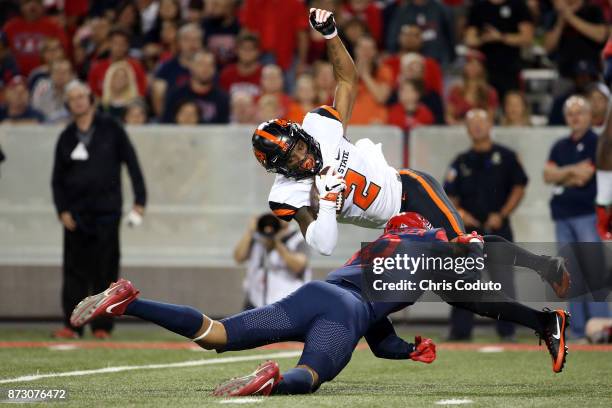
365;317;415;360
117;124;147;206
305;199;338;256
51;134;68;214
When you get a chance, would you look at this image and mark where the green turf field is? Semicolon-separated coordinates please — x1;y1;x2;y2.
0;325;610;407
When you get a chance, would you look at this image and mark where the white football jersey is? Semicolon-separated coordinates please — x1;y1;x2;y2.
269;106;402;228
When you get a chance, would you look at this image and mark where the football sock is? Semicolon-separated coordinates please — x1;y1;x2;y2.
273;367;314;395
125;299;204;338
484;235;550;273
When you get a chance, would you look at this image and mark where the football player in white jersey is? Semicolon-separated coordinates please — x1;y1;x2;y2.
251;8;570;298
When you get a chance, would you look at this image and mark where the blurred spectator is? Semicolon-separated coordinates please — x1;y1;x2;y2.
230;90;257;124
151;23;203;117
350;35;393;125
383;24;443;96
51;80;146;339
259;64;291;117
465;0;534;98
544;0;608;80
286;73;318;123
101;61;141;121
0;142;4;176
2;0;68;77
446;50;499;125
219;32;262;96
161;50;229;124
144;0;181;44
136;0;160;35
115;0;144;50
387;78;434;133
233;213;311;309
0;75;44;123
385;0;456;68
255;93;283;123
239;0;309;72
586;83;610;127
313;60;336;106
88;28;147;98
397;52;444;123
543;95;609;339
500;90;532;126
123;98;148;124
444;108;527;341
185;0;205;24
338;0;383;45
339;17;369;56
548;60;599;125
31;58;73;123
0;30;20;93
203;0;241;67
27;37;64;91
73;16;112;79
174;100;201;125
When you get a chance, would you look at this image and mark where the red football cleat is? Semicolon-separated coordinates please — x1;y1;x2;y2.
70;279;139;327
409;336;437;364
212;361;281;397
93;329;111;340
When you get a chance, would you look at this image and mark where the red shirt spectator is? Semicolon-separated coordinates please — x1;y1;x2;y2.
240;0;309;70
87;28;147;97
339;0;383;45
3;0;68;76
387;79;434;132
382;24;443;95
219;33;262;96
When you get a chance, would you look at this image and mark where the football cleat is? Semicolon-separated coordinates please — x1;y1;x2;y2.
52;327;79;339
212;360;281;397
70;279;139;327
539;256;571;298
538;309;570;373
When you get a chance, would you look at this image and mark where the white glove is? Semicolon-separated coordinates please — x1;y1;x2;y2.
316;167;346;203
309;8;338;39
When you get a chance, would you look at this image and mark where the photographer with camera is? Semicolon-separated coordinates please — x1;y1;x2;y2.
233;213;311;310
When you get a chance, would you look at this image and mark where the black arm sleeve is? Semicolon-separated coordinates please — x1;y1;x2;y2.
365;317;415;360
118;125;147;207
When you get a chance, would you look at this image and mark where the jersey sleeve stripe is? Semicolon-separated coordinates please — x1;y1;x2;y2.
255;129;289;150
399;169;465;237
313;105;342;122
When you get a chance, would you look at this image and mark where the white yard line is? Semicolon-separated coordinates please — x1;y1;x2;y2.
0;351;301;384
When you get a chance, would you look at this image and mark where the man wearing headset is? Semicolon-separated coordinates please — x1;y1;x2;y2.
51;80;147;339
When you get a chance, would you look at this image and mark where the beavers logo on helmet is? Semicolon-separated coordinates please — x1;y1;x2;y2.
254;148;267;166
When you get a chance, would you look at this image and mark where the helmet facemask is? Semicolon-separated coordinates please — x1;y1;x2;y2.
271;124;323;180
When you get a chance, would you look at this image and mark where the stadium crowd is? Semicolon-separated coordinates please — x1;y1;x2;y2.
0;0;610;129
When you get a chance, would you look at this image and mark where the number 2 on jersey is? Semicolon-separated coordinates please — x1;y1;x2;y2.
343;169;381;210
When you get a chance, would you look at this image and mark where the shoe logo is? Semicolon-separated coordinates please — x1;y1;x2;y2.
254;378;275;394
552;315;561;340
106;298;130;314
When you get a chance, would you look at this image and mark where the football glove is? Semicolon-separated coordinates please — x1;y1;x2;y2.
409;336;436;364
316;166;346;203
309;8;337;39
596;205;612;240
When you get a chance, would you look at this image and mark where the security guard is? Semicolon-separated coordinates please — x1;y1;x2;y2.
444;108;529;341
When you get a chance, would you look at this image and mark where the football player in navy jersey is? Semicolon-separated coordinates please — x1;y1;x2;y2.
70;212;570;397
